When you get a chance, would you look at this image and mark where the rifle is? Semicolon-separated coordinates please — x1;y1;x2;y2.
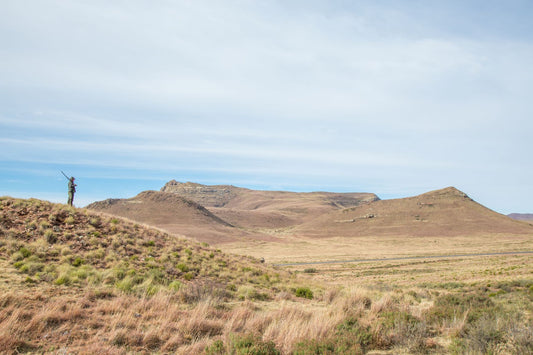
60;171;71;181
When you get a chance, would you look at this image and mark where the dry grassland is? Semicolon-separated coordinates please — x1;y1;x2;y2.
222;233;533;264
1;197;533;354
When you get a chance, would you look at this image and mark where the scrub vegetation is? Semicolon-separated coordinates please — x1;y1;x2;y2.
1;197;532;354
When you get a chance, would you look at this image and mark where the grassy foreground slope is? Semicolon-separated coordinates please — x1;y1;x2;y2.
0;197;307;353
1;197;533;354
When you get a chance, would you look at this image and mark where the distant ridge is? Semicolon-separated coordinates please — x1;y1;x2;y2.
508;213;533;221
89;183;533;245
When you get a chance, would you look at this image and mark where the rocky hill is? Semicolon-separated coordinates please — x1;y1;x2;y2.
89;183;533;246
298;187;533;238
161;180;379;229
86;190;278;244
160;181;242;207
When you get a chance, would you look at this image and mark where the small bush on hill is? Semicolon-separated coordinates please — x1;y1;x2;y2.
295;287;313;299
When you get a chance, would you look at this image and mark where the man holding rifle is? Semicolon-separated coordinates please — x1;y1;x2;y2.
61;171;77;206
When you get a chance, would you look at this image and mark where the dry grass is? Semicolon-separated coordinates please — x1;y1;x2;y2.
223;233;533;264
0;269;532;354
1;197;533;354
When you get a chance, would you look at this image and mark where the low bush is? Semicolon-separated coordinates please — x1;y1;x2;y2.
295;287;313;300
44;229;56;244
425;292;496;324
229;334;280;355
19;247;31;258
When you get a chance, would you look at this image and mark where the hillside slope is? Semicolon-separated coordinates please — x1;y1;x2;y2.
0;197;310;353
298;187;533;238
87;190;278;244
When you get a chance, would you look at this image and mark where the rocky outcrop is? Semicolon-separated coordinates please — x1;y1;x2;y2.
160;180;241;207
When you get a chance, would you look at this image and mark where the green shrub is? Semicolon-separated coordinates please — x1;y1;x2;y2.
293;339;339;355
25;276;36;283
20;262;44;275
72;257;84;267
19;247;31;258
303;268;317;274
116;277;135;293
229;334;280;355
177;263;189;272
169;280;182;291
377;311;428;351
54;274;70;285
295;287;313;299
237;285;269;301
425;292;496;324
205;339;225;355
336;318;373;350
462;314;503;354
88;218;101;227
11;252;24;263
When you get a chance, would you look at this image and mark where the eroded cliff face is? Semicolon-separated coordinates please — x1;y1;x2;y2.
160;180;242;207
160;180;380;210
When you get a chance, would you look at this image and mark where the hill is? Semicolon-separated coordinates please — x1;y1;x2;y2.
0;197;311;353
298;187;533;238
87;190;279;244
87;183;533;263
161;180;379;229
508;213;533;221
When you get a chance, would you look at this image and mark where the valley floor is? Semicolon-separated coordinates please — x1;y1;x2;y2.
221;232;533;265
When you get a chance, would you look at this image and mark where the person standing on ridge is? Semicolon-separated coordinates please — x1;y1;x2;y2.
68;176;77;206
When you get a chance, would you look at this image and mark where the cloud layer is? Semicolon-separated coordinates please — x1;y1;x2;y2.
1;1;532;212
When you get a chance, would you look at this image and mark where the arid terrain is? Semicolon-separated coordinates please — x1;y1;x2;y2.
2;183;533;354
89;182;533;264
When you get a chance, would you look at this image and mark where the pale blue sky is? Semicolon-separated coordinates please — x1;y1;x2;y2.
1;1;532;214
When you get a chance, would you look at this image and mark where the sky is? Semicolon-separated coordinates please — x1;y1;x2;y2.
1;1;532;214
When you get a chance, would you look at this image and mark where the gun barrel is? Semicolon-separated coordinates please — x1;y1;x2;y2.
60;171;70;180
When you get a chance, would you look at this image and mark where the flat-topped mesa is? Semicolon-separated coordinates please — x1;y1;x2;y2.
161;180;241;207
160;180;379;210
